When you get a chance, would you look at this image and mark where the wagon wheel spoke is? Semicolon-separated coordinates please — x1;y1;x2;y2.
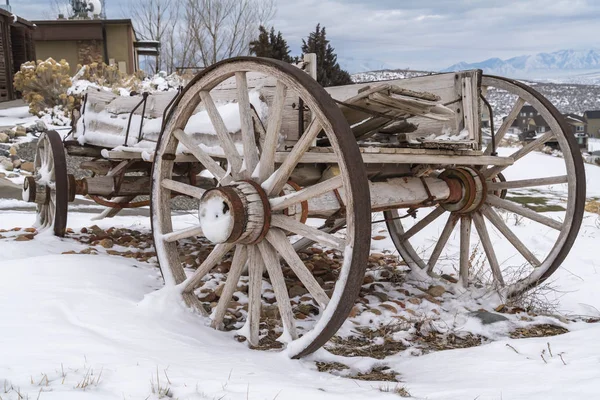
181;243;236;293
246;245;264;346
199;91;243;178
472;212;505;286
235;72;260;176
262;118;323;196
402;206;445;240
483;97;526;156
162;225;204;243
271;214;345;251
173;128;232;184
269;175;343;212
266;229;330;308
427;213;459;273
161;178;206;200
480;204;541;267
257;81;287;182
459;214;472;287
486;194;562;230
487;175;568;191
257;240;298;342
292;218;346;252
485;130;554;178
211;245;248;330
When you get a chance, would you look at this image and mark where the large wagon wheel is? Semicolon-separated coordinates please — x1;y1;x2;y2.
384;75;585;298
151;57;370;358
22;130;69;237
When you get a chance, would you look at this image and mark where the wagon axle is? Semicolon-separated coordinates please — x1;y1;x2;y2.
195;167;485;246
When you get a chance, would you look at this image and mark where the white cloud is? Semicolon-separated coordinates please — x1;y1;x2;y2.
11;0;600;71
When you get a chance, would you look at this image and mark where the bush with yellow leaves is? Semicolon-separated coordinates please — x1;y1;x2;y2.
73;62;141;93
13;58;78;117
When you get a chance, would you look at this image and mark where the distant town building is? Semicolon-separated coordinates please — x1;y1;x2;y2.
584;110;600;138
0;9;36;102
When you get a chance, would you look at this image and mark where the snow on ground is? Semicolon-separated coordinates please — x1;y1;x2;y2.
0;147;599;399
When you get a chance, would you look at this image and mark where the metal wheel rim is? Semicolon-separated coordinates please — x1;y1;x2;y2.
34;130;68;237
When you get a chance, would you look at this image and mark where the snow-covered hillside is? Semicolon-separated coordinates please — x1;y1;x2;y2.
352;70;600;116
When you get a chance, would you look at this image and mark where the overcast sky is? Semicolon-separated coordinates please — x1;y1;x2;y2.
9;0;600;70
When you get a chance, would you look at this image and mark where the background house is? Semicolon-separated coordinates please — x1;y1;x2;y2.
32;19;140;75
563;113;587;135
0;9;35;102
584;110;600;138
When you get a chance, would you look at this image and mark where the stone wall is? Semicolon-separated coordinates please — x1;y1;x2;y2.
77;40;103;66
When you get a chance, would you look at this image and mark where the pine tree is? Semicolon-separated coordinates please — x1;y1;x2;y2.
301;24;352;87
249;26;293;63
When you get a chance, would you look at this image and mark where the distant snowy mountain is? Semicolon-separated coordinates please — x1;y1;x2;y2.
338;57;394;74
442;49;600;83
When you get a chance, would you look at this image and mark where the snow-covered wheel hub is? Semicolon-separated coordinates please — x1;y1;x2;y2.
198;181;270;245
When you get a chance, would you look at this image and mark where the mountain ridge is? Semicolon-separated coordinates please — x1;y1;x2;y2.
442;49;600;83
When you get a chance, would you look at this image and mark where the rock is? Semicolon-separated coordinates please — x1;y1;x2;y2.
20;161;34;173
0;173;4;178
3;129;15;139
98;238;114;248
34;120;47;133
371;291;389;302
379;303;399;313
14;126;27;137
441;274;458;284
9;146;17;156
24;227;36;233
368;308;382;315
7;173;18;178
407;297;422;305
348;305;361;318
199;292;216;303
262;305;280;319
11;156;21;169
1;159;14;171
470;310;509;325
372;235;386;240
289;285;308;298
215;284;224;297
15;234;35;241
0;132;9;143
427;285;446;298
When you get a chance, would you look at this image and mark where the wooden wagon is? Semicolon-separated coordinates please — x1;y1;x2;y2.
23;55;585;358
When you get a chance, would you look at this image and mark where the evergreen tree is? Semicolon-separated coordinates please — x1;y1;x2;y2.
249;26;293;63
301;24;352;87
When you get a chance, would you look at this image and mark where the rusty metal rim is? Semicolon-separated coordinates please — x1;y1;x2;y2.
282;180;309;224
39;130;69;237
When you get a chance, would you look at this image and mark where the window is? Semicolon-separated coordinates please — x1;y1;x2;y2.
530;112;534;116
577;125;584;132
539;126;546;133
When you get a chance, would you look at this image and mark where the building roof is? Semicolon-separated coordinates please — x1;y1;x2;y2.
584;110;600;120
564;113;585;123
0;8;35;28
32;19;134;26
32;18;137;42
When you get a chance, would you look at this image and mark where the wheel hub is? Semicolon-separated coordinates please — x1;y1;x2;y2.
22;176;50;205
439;167;486;214
198;180;271;244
